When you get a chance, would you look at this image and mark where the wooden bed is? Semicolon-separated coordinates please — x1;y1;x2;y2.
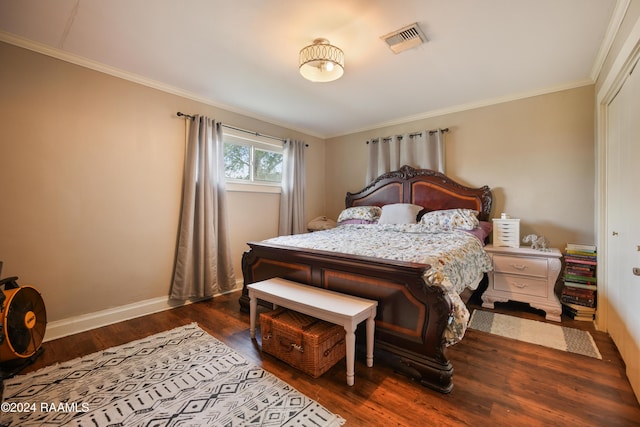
239;165;492;393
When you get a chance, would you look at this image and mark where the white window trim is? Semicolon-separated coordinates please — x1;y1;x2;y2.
226;182;281;194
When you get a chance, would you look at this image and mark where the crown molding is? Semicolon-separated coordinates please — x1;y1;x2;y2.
0;30;601;141
590;0;631;81
328;78;595;139
0;31;326;139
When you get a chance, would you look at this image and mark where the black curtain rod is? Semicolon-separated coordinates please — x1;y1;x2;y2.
177;111;286;143
176;111;195;120
366;128;449;144
177;112;311;146
221;124;286;143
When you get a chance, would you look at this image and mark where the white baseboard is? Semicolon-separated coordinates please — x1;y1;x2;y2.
44;285;241;342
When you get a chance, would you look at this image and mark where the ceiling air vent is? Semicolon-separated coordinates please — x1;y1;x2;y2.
381;23;427;54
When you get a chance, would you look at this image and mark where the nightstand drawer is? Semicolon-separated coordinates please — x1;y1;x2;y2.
493;274;548;298
493;255;548;278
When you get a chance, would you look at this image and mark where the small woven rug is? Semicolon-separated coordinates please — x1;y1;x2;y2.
468;310;602;359
0;323;345;426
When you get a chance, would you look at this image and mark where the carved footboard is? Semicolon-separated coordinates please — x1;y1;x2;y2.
239;241;455;393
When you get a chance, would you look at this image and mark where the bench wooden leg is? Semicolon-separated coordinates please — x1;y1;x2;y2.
249;291;257;339
345;326;356;386
366;314;375;368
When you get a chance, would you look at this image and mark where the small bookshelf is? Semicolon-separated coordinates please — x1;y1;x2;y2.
561;243;597;321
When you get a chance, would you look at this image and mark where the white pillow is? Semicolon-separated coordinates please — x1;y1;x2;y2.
378;203;423;224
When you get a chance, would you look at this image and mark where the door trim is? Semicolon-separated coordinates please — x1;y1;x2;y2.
596;11;640;333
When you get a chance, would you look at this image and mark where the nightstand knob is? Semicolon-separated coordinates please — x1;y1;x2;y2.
612;231;619;236
510;263;528;271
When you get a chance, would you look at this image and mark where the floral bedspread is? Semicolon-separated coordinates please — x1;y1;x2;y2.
264;224;493;346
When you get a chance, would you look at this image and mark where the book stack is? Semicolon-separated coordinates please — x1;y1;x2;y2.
561;243;597;321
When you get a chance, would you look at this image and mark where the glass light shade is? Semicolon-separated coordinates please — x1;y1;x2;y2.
299;38;344;82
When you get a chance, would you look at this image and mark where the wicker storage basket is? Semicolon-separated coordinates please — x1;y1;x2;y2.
260;308;346;378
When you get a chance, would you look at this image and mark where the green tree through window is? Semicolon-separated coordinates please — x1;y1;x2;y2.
224;143;250;180
254;148;282;182
223;132;283;185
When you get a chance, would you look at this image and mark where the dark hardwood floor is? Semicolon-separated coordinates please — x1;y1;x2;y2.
14;290;640;426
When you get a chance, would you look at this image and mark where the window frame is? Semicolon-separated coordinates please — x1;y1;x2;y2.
223;129;284;194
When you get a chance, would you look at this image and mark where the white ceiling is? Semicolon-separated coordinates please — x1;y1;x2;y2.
0;0;619;138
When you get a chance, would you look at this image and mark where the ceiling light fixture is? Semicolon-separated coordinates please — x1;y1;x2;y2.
299;38;344;83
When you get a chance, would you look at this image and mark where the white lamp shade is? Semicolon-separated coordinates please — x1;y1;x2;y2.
299;39;344;82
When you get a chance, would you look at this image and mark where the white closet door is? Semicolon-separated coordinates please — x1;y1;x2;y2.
606;60;640;389
606;87;623;345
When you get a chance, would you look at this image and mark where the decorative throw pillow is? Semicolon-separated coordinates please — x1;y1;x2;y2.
337;206;382;225
420;208;480;231
464;221;493;243
378;203;423;224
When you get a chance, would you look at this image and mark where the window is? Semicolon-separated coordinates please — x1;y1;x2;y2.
223;129;283;191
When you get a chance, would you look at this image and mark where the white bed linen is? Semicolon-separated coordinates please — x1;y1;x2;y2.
264;224;493;345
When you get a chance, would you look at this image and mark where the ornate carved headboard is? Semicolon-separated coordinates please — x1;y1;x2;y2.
345;165;492;221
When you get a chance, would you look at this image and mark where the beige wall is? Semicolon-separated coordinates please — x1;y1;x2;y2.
326;86;596;250
0;42;325;322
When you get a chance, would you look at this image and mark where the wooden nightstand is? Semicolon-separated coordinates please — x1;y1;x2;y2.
482;244;563;322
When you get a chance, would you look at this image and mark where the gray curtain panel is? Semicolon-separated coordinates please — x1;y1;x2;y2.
171;116;235;300
366;129;445;183
278;139;306;235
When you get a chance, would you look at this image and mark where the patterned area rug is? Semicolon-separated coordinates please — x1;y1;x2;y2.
0;323;346;426
468;310;602;359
